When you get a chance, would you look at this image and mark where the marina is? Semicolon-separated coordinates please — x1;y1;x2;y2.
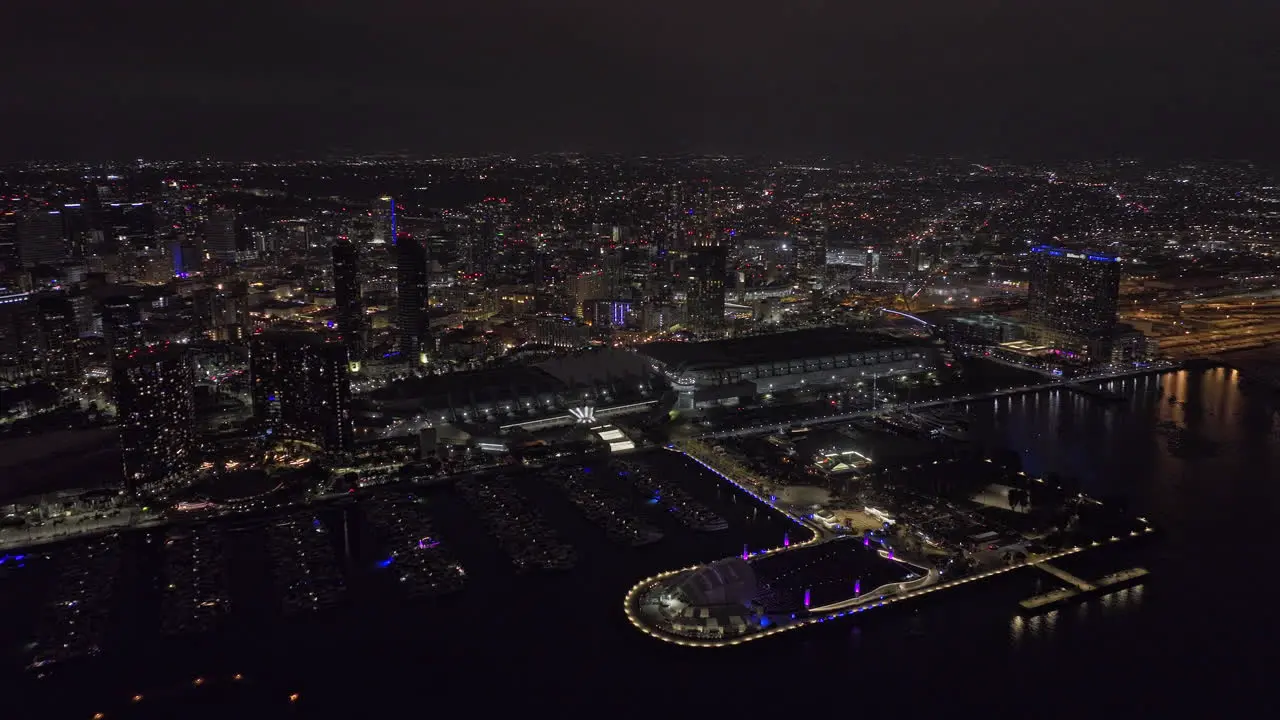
266;515;347;615
456;475;577;571
160;526;231;636
360;493;467;599
618;458;729;532
539;465;665;547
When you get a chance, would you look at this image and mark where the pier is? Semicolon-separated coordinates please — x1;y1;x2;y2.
1035;562;1096;592
1019;564;1149;614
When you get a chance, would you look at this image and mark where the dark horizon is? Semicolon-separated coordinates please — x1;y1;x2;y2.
4;1;1277;163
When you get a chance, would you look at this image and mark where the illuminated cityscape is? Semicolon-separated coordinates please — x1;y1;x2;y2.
1;2;1278;718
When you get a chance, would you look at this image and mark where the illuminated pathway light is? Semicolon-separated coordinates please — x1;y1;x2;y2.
623;449;1155;648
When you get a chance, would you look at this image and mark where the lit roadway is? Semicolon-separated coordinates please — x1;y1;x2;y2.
0;508;167;552
698;361;1181;440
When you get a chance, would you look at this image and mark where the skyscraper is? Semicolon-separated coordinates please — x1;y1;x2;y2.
35;295;79;386
250;331;353;451
203;208;238;262
113;346;196;494
332;238;365;359
100;294;146;357
17;210;66;268
393;200;429;363
1027;245;1121;347
686;241;728;334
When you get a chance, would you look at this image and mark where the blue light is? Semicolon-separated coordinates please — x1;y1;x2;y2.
759;616;771;627
377;558;394;568
268;395;277;402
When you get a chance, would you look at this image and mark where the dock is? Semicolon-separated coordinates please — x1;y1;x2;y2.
1019;564;1149;614
1035;562;1096;591
1095;567;1149;588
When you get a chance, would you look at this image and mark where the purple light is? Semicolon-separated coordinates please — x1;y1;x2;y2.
742;544;749;561
855;579;861;595
804;588;811;607
783;533;790;547
864;535;870;547
887;549;894;560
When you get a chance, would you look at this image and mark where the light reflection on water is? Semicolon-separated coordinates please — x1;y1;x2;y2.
1010;584;1146;648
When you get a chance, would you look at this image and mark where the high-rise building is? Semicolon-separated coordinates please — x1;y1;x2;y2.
35;295;79;386
113;346;196;494
17;210;66;268
1026;245;1121;343
100;294;146;356
686;240;727;334
193;282;247;341
571;270;608;317
583;298;634;328
393;201;430;363
0;214;20;269
332;239;365;358
533;314;591;349
250;331;353;451
203;208;238;262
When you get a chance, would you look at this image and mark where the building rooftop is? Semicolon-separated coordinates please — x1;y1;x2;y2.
637;328;917;370
369;365;563;407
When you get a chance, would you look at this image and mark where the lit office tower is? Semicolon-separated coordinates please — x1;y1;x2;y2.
203;208;238;262
331;238;365;358
1027;245;1121;344
113;346;196;494
675;178;712;257
250;331;353;451
17;210;67;268
571;269;608;317
100;294;145;356
35;295;80;386
687;239;728;334
393;201;429;363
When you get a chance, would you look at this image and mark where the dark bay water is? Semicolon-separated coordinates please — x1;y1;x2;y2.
12;369;1280;718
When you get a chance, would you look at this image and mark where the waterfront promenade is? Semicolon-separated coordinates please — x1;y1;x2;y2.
624;449;1156;648
699;363;1180;440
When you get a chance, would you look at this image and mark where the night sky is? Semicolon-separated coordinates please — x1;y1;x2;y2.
4;0;1277;161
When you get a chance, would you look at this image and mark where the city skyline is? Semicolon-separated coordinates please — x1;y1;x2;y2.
1;1;1278;709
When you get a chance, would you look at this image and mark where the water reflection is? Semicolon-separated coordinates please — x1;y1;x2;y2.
1011;586;1145;648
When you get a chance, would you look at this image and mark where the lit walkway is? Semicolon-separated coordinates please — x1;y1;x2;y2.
1035;562;1096;592
700;363;1180;440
